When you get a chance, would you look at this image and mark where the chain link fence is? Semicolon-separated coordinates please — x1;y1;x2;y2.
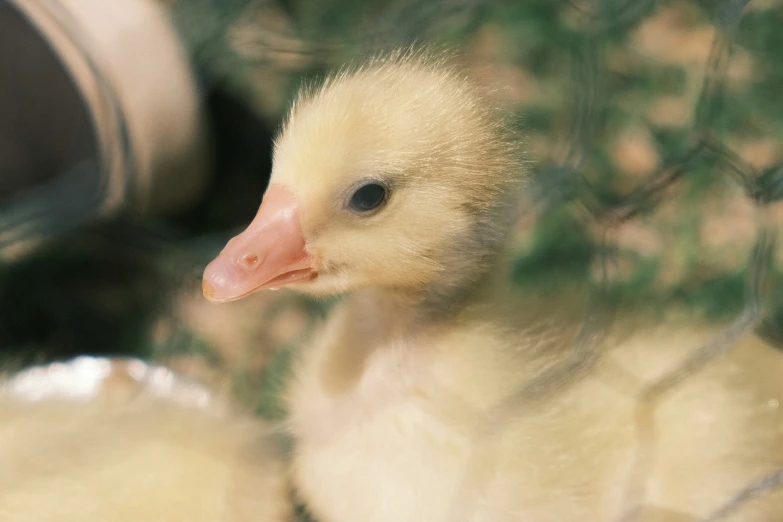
545;1;783;518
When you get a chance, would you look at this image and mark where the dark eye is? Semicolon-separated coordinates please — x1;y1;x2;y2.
349;182;388;213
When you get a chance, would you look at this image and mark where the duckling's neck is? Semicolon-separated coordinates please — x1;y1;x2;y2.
315;248;515;397
353;246;515;334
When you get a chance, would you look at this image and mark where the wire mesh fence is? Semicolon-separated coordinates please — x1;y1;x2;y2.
551;1;783;518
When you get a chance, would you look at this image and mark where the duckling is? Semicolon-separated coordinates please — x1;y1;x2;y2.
203;50;783;522
0;361;292;522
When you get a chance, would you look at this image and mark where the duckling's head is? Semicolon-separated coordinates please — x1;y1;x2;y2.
203;50;525;304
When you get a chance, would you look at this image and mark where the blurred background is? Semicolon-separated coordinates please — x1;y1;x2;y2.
1;0;782;422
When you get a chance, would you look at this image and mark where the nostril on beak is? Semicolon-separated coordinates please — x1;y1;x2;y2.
241;254;259;268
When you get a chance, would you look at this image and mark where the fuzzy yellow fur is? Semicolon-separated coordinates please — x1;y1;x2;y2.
0;395;291;522
287;282;783;521
273;49;525;300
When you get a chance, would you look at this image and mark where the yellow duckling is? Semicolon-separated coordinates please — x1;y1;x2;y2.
203;50;783;522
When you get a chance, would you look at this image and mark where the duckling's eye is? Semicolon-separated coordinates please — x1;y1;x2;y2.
348;182;388;213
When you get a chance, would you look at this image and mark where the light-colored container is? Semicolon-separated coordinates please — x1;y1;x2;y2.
1;0;211;260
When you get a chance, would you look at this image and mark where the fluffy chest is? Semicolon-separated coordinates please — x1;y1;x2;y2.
287;334;476;522
283;305;631;522
285;331;643;522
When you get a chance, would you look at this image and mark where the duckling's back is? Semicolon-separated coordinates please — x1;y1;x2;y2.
0;395;291;522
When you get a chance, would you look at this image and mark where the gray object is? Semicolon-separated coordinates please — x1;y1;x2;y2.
0;0;211;261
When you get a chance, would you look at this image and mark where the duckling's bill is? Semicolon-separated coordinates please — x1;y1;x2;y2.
202;184;318;302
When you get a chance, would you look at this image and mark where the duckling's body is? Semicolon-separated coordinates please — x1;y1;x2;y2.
0;389;291;522
288;279;783;522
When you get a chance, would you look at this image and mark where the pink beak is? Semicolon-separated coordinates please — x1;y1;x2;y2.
202;184;317;303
